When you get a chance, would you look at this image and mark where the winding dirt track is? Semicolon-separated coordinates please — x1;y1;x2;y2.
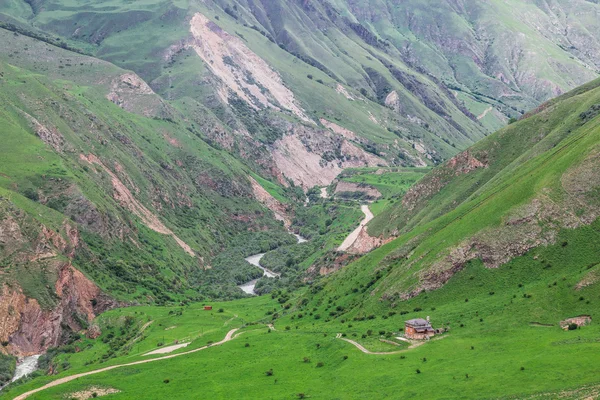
337;205;374;251
13;329;239;400
335;333;424;355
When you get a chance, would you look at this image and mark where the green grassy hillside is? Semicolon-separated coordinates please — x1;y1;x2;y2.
3;68;600;400
3;0;597;188
0;27;295;307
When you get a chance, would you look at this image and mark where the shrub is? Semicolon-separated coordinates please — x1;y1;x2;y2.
298;394;306;399
307;75;313;80
164;379;170;384
218;308;224;313
316;362;324;368
245;343;250;348
520;367;525;371
416;369;421;374
568;323;578;330
343;355;348;360
303;357;310;363
265;369;274;376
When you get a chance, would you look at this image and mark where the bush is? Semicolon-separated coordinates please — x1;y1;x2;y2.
303;357;310;363
568;323;578;330
164;379;170;383
416;369;421;374
265;369;274;376
316;362;324;368
245;343;250;348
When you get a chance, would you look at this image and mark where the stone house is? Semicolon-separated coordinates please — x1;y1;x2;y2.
404;318;435;340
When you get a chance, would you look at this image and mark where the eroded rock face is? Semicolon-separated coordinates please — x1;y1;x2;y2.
272;125;387;188
345;226;393;254
249;176;292;228
106;73;169;117
79;153;195;256
3;264;114;356
0;208;116;356
189;13;310;122
402;150;487;212
334;181;382;199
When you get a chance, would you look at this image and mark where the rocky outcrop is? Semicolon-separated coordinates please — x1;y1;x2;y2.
106;73;169;117
399;185;599;299
79;153;195;256
272;125;387;189
189;13;310;122
560;316;592;330
306;253;360;277
402;150;486;212
0;208;116;356
2;264;114;356
248;176;292;228
334;181;382;199
346;227;394;254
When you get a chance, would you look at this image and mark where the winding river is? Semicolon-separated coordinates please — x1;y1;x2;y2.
239;233;307;295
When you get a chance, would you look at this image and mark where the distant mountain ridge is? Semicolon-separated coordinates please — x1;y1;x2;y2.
1;0;598;189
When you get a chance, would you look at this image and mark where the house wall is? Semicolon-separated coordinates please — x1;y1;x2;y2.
405;325;435;340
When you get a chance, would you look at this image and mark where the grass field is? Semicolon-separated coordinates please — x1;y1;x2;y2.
4;218;600;399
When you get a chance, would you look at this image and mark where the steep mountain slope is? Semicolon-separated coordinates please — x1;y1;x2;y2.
324;77;600;307
4;77;600;396
2;0;598;189
0;27;295;356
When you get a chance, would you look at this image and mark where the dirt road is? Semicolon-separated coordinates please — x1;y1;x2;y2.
13;328;239;400
335;333;424;355
477;106;493;120
337;205;374;251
